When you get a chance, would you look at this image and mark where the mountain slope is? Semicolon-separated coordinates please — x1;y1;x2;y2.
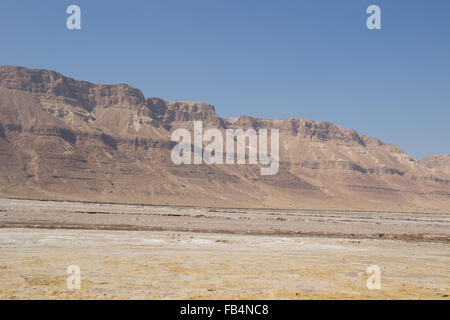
0;65;448;212
420;154;450;176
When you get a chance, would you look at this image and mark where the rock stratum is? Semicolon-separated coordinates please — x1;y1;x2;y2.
0;65;448;212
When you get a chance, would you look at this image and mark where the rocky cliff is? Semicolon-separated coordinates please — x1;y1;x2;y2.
420;154;450;176
0;65;448;212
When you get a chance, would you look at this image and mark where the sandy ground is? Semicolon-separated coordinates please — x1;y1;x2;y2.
1;199;449;242
0;199;449;299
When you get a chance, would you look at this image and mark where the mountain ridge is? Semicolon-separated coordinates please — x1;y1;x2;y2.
0;65;448;212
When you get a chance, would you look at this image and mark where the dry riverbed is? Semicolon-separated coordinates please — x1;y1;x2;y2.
0;199;449;299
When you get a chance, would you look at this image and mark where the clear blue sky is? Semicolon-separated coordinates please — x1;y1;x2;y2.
0;0;449;159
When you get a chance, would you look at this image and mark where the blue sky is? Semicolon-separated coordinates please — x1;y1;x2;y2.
0;0;449;159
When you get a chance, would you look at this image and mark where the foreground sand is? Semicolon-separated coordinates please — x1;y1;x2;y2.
0;199;449;299
1;228;449;299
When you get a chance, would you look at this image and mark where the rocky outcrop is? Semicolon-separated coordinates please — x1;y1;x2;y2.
420;154;450;176
0;65;448;212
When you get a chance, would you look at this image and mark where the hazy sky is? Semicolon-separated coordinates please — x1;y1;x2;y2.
0;0;449;159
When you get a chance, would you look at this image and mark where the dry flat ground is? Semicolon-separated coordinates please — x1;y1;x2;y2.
0;198;449;299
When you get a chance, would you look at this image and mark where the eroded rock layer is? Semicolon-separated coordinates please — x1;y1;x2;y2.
0;66;448;211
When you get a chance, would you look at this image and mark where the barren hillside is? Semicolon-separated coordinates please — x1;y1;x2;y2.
0;65;448;212
420;154;450;176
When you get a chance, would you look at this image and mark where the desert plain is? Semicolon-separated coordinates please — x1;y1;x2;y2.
0;198;449;299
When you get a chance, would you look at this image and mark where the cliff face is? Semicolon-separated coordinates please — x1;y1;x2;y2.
420;155;450;176
0;65;448;211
